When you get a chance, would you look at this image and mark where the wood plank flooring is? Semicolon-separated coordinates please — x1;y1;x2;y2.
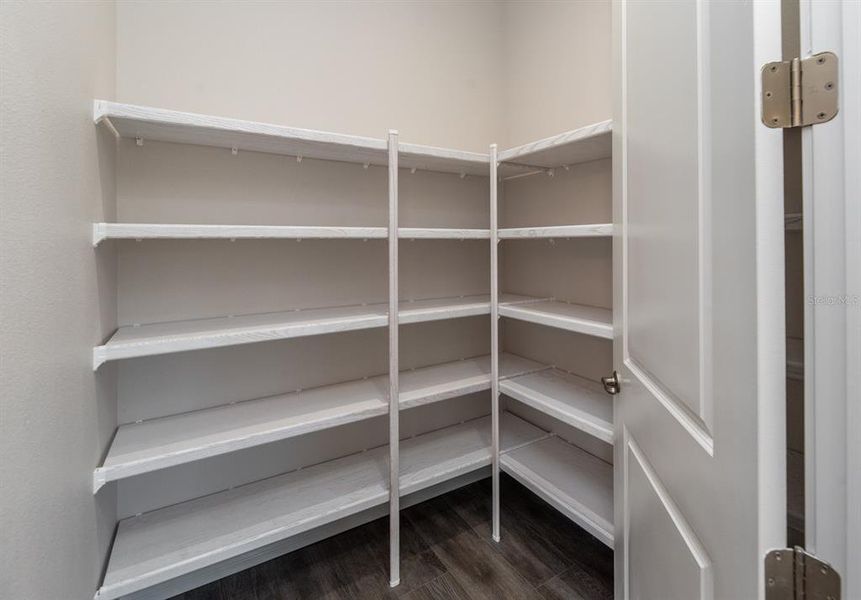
170;474;614;600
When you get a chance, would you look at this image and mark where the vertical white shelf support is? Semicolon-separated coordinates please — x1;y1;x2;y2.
387;130;400;588
490;143;501;543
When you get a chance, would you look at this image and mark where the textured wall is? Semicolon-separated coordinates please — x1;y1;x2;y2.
0;1;118;598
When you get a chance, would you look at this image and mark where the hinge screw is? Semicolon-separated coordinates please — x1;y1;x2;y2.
817;112;827;120
817;56;826;64
825;82;834;90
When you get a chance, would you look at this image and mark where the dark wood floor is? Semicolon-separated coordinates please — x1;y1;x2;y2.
171;474;614;600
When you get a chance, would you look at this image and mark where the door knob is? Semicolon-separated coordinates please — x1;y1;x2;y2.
601;371;620;395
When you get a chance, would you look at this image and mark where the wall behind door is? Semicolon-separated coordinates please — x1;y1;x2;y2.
0;2;118;599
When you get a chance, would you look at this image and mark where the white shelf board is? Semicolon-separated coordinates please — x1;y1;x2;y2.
500;368;613;443
499;298;613;339
501;435;614;547
94;294;545;368
498;120;612;169
92;223;388;245
399;352;548;410
94;353;547;490
95;412;545;600
93;304;388;369
95;100;388;167
92;223;491;245
95;100;489;176
398;142;489;176
498;224;613;239
397;293;539;326
398;227;489;240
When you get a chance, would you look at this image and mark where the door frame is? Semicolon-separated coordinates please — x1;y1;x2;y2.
800;0;860;596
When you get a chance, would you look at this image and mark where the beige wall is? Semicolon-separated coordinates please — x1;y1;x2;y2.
0;2;118;599
115;0;612;150
116;0;506;153
501;0;612;147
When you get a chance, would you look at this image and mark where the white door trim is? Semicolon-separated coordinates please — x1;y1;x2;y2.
801;1;860;597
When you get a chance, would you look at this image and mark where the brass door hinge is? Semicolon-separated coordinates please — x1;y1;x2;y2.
765;547;841;600
762;52;839;128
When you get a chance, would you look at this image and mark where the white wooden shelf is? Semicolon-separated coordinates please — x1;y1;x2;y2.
501;435;614;548
398;227;489;240
92;223;388;245
93;353;547;490
93;294;544;369
498;120;612;169
498;224;613;239
94;412;545;600
498;298;613;339
92;223;490;245
94;100;489;176
93;304;386;369
500;367;613;443
398;142;490;176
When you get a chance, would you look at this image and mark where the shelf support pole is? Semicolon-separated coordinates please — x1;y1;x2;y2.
387;129;401;587
490;143;501;542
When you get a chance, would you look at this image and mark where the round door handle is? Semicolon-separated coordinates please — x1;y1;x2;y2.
601;371;621;395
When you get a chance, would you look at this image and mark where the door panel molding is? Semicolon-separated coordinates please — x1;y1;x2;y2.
623;428;713;600
621;0;714;444
695;0;714;432
624;357;714;455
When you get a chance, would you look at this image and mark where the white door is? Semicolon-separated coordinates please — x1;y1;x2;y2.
612;1;786;598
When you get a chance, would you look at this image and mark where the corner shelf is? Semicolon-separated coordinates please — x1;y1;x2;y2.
500;366;613;444
93;294;545;369
95;100;489;176
498;224;613;239
94;412;546;600
498;297;612;339
93;353;547;490
498;120;612;170
501;435;614;548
